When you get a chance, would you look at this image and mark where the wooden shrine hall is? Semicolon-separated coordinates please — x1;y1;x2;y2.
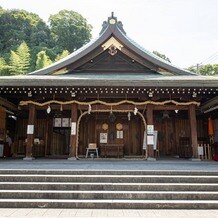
0;14;218;160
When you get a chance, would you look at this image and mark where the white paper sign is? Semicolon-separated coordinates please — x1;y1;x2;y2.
62;118;70;127
147;135;154;145
198;146;204;155
71;122;76;135
147;125;154;134
116;131;123;139
100;133;108;143
153;130;158;150
54;118;62;127
143;131;147;150
27;125;34;134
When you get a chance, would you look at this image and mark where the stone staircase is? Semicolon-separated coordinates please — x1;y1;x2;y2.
0;169;217;209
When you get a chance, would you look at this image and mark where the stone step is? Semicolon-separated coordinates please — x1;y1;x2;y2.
0;182;217;191
0;169;217;176
0;190;217;200
0;199;217;209
0;170;217;209
0;174;217;183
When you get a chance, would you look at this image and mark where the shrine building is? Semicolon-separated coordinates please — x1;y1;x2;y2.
0;14;218;160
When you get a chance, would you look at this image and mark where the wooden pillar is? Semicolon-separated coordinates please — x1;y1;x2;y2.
68;103;78;160
188;104;198;159
146;104;154;159
24;104;35;160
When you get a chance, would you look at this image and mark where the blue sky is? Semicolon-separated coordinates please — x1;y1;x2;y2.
0;0;218;68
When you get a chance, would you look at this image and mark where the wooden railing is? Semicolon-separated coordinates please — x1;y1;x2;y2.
198;143;212;160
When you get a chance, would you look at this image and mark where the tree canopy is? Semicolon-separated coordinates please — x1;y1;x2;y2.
49;10;92;53
188;64;218;76
0;8;53;55
0;7;92;75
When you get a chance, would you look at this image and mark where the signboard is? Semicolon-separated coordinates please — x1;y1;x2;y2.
54;118;71;127
71;122;76;135
147;135;154;145
153;130;158;150
143;131;147;150
147;125;154;134
116;130;123;139
54;118;62;127
62;118;70;127
100;133;108;143
198;146;204;156
27;125;34;134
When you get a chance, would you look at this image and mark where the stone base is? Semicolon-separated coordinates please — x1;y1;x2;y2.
67;157;78;161
23;157;35;161
191;158;201;161
147;157;156;161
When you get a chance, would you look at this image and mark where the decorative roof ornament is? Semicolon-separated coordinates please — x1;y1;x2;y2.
108;45;117;56
99;12;126;35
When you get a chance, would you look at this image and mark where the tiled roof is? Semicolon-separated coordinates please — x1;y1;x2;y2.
29;14;195;76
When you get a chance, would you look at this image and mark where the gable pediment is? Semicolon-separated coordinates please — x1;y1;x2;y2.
68;49;159;75
29;14;196;76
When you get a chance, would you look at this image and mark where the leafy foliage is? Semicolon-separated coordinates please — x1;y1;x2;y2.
55;50;70;61
188;64;218;76
16;42;31;73
153;51;171;63
0;7;92;75
9;51;21;75
0;57;10;75
0;8;53;54
49;10;92;53
35;51;52;70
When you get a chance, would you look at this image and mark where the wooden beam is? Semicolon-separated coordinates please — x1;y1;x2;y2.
153;105;189;110
67;47;104;71
0;97;18;112
146;104;154;158
68;103;78;159
188;104;198;159
24;104;36;160
121;47;158;70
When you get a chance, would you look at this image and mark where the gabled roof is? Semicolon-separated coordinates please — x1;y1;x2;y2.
29;13;196;76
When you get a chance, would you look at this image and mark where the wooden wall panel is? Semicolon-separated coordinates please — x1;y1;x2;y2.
51;132;64;155
155;116;207;156
0;107;6;141
15;113;207;158
16;118;47;156
78;113;143;157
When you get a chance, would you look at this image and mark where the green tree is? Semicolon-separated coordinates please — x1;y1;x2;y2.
153;51;171;63
9;51;22;75
188;64;218;76
35;51;52;70
0;57;10;76
55;50;70;62
0;8;54;72
0;9;53;52
49;10;92;53
17;41;30;73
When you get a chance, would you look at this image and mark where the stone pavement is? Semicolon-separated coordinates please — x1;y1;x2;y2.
0;158;217;171
0;208;217;218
